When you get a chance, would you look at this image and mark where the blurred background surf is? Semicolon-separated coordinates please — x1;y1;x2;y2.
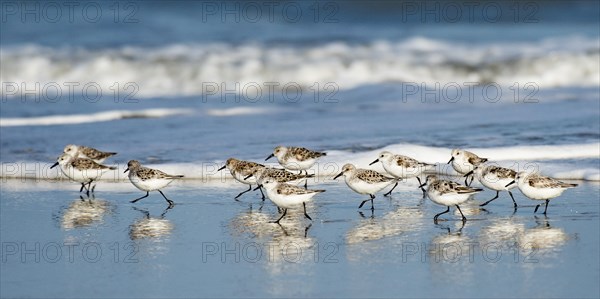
1;0;599;179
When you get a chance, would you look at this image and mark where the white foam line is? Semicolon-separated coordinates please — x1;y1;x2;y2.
0;108;193;127
2;143;599;181
205;107;278;117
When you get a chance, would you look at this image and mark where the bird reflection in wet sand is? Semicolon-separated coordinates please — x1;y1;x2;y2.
427;221;475;285
346;207;424;245
518;216;569;253
478;216;569;257
229;207;314;263
429;221;467;250
129;206;174;240
60;194;112;230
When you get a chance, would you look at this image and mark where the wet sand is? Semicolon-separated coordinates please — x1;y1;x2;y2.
1;179;598;298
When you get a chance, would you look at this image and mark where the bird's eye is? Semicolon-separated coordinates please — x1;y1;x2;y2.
457;152;460;155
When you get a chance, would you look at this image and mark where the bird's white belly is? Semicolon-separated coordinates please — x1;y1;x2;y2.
428;191;472;206
232;171;256;185
130;177;173;191
519;184;565;200
383;164;423;178
452;160;475;174
265;189;315;209
281;158;316;171
346;178;392;195
478;174;516;191
61;166;106;183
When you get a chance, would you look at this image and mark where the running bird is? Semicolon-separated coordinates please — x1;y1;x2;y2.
370;151;435;196
333;163;398;211
420;174;483;223
51;153;116;194
265;146;326;188
125;160;183;207
218;158;266;200
259;179;325;224
63;144;117;163
464;165;519;209
447;149;487;186
506;172;577;215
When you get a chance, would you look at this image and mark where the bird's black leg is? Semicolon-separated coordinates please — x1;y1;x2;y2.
131;191;149;203
158;190;175;207
80;183;87;193
358;199;369;209
543;199;549;215
86;180;95;194
464;175;470;186
303;170;308;189
456;205;467;223
508;191;518;209
416;177;426;196
235;185;253;200
434;206;450;224
303;202;312;221
534;203;542;213
272;208;287;224
480;191;499;207
258;187;265;201
370;194;375;211
383;182;398;197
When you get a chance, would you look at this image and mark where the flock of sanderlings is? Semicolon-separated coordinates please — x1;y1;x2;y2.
51;145;577;224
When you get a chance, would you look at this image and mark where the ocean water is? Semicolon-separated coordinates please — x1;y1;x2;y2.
1;1;599;298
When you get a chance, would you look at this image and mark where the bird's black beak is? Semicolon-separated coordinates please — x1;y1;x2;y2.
333;172;343;180
50;162;59;169
447;157;454;164
217;165;226;171
369;159;379;166
124;167;129;173
505;180;516;188
244;174;253;180
253;185;262;191
265;153;274;161
463;170;474;177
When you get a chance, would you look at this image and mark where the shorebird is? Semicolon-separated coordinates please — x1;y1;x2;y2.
506;172;577;214
125;160;184;207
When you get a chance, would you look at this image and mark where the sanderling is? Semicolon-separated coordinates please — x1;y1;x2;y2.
244;167;314;186
51;153;116;194
125;160;184;207
465;165;519;209
506;172;577;215
258;179;325;224
420;174;483;223
370;151;435;196
265;146;326;188
63;144;117;163
447;149;488;186
218;158;266;200
333;163;398;211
